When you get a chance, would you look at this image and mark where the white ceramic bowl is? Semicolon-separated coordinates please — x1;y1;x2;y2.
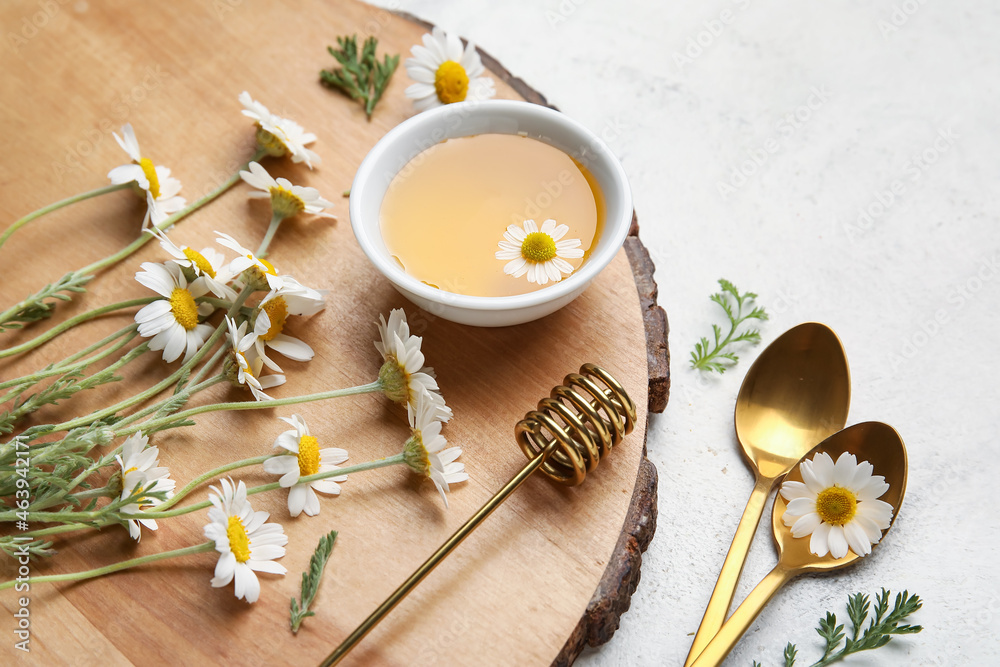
349;99;633;327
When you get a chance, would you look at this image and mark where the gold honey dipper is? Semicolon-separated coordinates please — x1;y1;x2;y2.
323;363;637;666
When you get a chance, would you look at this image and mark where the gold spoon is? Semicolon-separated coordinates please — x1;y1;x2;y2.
685;322;851;666
690;421;908;666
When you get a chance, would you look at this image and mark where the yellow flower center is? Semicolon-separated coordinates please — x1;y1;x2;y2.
168;287;199;331
297;435;320;477
182;248;216;278
226;515;251;563
269;185;306;218
260;296;288;342
138;157;161;199
521;231;557;263
815;486;858;526
434;60;469;104
124;466;138;476
246;254;277;275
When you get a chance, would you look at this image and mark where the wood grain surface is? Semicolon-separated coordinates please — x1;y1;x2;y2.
0;1;666;665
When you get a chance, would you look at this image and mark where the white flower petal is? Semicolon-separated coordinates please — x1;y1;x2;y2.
809;522;831;557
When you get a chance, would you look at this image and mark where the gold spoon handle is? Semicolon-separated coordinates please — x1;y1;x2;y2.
689;565;796;667
684;476;774;666
321;440;558;667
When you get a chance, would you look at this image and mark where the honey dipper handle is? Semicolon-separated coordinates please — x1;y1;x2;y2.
689;565;796;667
322;440;558;667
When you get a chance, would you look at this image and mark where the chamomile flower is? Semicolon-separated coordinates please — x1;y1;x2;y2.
225;316;285;400
262;414;349;517
216;231;283;292
203;477;288;603
405;27;496;111
134;262;215;363
115;432;175;541
147;227;236;300
496;219;584;285
375;309;453;422
239;161;335;220
403;391;467;508
252;286;323;364
780;451;894;559
263;276;327;316
108;123;186;228
239;91;321;168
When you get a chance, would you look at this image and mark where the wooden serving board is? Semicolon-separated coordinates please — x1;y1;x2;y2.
0;1;669;665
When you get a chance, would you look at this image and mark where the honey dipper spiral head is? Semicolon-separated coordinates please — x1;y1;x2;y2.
515;363;636;486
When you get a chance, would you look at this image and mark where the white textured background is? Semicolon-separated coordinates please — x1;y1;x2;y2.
371;1;999;665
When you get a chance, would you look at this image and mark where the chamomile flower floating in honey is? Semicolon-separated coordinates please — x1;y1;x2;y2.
780;451;894;559
404;27;496;111
239;91;321;169
107;123;186;228
239;161;336;220
115;431;175;542
375;308;453;422
216;231;283;292
134;262;215;363
225;316;285;401
147;227;236;300
403;391;467;508
203;477;288;604
263;414;349;517
496;219;584;285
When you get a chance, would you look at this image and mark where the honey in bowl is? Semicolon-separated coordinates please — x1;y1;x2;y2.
379;134;604;297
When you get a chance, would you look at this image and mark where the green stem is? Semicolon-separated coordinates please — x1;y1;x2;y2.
158;454;274;511
0;149;266;331
256;212;285;257
77;149;266;277
109;286;251;432
0;542;215;591
112;374;225;432
49;285;251;437
0;183;131;252
70;485;116;501
186;341;228;389
0;329;138;404
119;380;384;438
53;323;139;370
6;522;88;541
0;453;408;525
0;298;155;359
142;454;406;519
47;345;186;434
